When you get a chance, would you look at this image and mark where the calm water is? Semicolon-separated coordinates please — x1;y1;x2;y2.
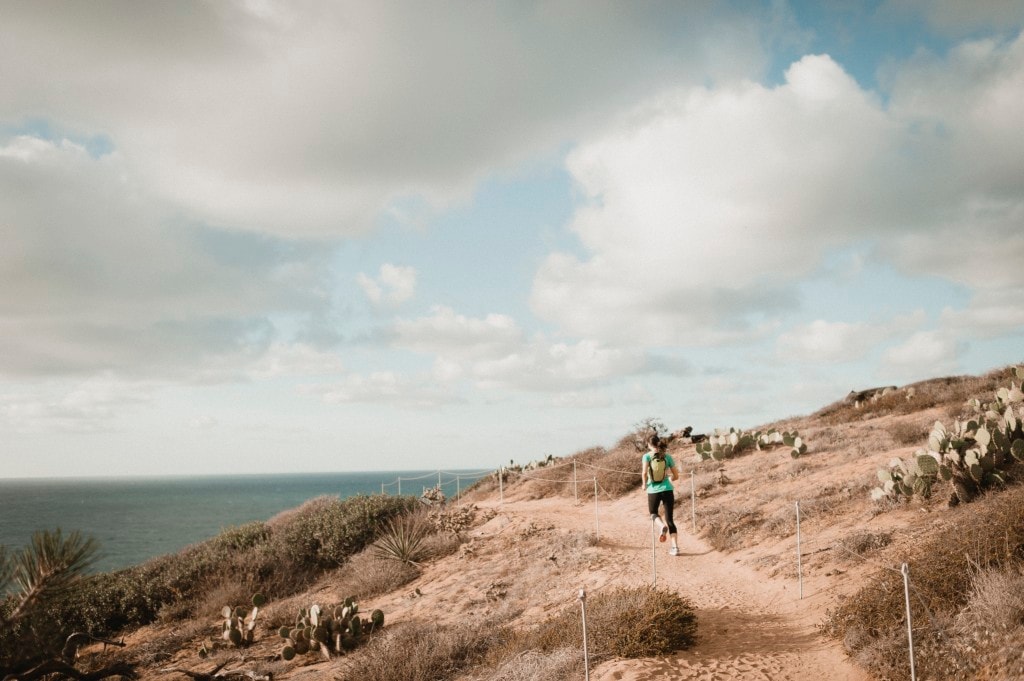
0;471;488;573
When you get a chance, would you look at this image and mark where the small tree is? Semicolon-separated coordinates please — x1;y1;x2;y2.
630;417;668;452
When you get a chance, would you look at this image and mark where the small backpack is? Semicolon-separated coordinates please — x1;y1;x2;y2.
648;454;667;483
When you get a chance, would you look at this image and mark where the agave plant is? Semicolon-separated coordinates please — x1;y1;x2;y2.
373;513;430;566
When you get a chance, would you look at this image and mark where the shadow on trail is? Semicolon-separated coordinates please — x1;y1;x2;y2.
666;548;712;557
689;609;824;655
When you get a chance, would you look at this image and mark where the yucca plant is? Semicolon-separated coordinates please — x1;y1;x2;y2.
372;514;430;566
1;529;134;680
2;529;98;624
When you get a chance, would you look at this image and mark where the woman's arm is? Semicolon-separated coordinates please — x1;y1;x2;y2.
669;456;680;481
640;455;648;488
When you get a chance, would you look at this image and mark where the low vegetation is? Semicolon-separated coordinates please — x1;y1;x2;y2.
823;484;1024;680
0;494;413;679
7;362;1024;681
347;586;696;681
872;367;1024;506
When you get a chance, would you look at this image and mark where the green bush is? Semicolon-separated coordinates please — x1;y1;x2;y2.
268;494;415;573
13;494;414;645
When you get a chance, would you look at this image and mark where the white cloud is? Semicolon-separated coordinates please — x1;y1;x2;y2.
880;35;1024;258
392;306;521;358
776;312;926;363
533;33;1024;347
550;390;613;409
190;415;219;429
472;338;643;392
357;264;417;307
777;320;878;363
0;2;766;237
881;330;963;379
0;134;330;380
313;371;460;408
0;376;153;433
391;307;644;392
247;342;345;378
532;54;895;345
939;288;1024;339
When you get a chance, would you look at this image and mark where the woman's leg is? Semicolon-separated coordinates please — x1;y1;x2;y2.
661;491;677;535
647;493;666;532
661;491;679;551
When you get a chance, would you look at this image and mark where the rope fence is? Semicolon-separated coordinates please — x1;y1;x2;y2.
378;459;930;681
379;468;495;500
782;498;937;680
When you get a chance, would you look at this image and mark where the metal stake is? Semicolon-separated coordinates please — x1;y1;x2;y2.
573;461;579;504
902;563;917;681
651;516;658;586
690;470;696;531
796;500;803;599
579;589;590;681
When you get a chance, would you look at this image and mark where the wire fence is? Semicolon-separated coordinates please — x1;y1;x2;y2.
379;468;495;500
375;458;932;679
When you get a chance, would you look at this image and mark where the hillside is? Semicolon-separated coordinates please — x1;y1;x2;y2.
8;364;1024;681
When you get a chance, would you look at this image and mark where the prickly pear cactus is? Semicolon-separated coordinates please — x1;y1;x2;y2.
873;367;1024;506
279;597;384;661
695;428;805;461
212;593;265;650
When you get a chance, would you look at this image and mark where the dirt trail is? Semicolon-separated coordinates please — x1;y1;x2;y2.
489;491;869;681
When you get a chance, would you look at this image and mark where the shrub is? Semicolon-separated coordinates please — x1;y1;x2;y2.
593;446;645;497
329;549;420;601
887;420;927;446
823;485;1024;680
9;493;414;651
526;586;697;662
352;620;501;681
268;494;415;573
464;647;581;681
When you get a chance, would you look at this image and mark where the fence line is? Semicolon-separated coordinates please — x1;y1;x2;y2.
377;469;496;497
577;460;641;476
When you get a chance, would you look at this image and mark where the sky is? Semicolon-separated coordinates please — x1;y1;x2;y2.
2;0;1023;478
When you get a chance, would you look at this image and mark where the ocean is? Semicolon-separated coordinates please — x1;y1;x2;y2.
0;470;490;574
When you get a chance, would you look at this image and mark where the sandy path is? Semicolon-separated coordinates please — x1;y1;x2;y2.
491;491;869;681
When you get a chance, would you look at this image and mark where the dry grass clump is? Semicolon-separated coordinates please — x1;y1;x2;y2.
349;620;504;681
21;493;413;645
458;647;581;681
351;586;695;681
835;531;892;561
701;506;762;552
333;548;420;600
944;567;1024;679
822;485;1024;680
460;471;501;501
593;445;645;497
523;586;697;662
886;419;928;446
